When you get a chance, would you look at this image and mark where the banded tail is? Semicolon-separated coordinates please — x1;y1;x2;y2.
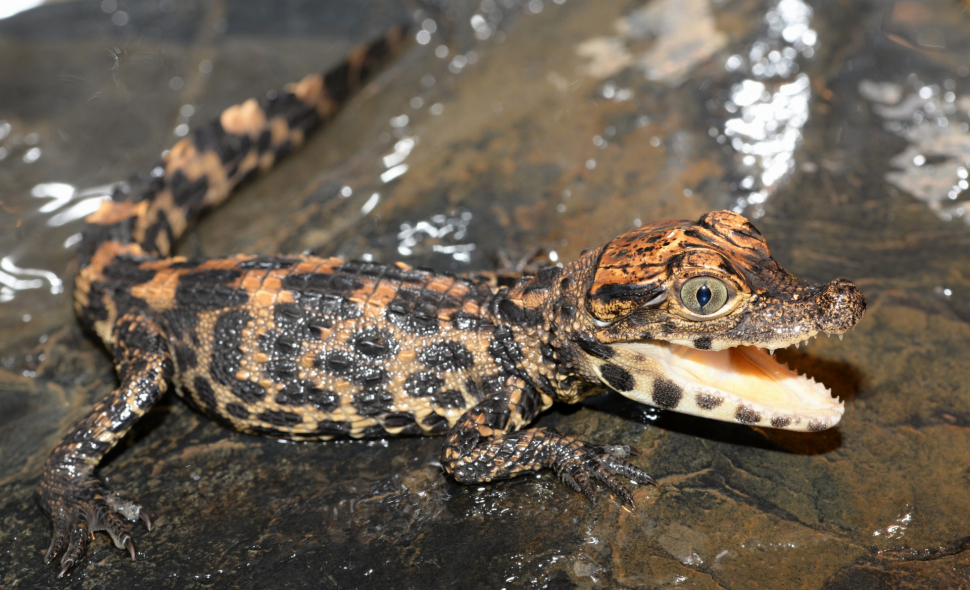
77;25;409;270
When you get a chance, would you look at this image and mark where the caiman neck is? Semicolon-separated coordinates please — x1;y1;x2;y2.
495;248;606;404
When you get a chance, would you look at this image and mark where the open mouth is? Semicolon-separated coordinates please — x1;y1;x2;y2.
607;339;844;432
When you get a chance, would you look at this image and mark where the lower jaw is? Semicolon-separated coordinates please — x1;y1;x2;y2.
607;341;845;432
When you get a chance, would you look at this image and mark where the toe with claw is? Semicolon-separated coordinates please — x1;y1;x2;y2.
39;473;150;576
553;441;657;507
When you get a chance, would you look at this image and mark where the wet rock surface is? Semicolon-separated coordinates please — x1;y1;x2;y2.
3;0;970;588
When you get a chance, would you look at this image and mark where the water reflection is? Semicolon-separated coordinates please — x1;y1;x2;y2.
716;0;816;217
0;255;63;302
33;182;115;227
0;0;44;20
397;211;475;263
860;75;970;223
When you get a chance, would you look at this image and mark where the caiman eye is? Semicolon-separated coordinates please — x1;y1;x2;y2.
680;277;729;315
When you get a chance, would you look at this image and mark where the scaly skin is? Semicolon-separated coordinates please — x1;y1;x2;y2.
38;25;866;576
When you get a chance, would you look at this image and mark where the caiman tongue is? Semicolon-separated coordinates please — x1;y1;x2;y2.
604;341;844;432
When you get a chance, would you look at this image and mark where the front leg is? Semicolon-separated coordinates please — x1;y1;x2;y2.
440;378;656;505
39;312;172;576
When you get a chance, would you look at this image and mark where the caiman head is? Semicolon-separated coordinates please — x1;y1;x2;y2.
559;210;865;432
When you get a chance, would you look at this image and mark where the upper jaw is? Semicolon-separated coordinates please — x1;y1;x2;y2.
669;277;866;353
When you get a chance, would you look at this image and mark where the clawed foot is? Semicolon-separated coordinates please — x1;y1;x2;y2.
554;443;656;507
39;475;151;576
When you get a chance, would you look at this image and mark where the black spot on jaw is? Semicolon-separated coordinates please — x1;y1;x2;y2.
735;406;762;424
771;416;792;428
574;335;615;360
694;337;713;350
652;378;683;409
695;393;723;410
600;363;635;393
807;420;826;432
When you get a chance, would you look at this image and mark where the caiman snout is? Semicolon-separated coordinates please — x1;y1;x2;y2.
815;278;866;334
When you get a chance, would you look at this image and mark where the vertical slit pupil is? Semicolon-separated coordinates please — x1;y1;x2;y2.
696;284;712;307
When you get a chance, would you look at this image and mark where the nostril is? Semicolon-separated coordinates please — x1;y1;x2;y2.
815;279;867;334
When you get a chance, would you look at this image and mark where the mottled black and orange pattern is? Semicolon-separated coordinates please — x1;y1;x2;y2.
38;25;866;577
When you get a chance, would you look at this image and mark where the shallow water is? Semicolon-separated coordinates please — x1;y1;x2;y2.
2;0;970;588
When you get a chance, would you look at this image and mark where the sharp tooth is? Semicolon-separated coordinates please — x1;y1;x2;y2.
838;334;844;341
